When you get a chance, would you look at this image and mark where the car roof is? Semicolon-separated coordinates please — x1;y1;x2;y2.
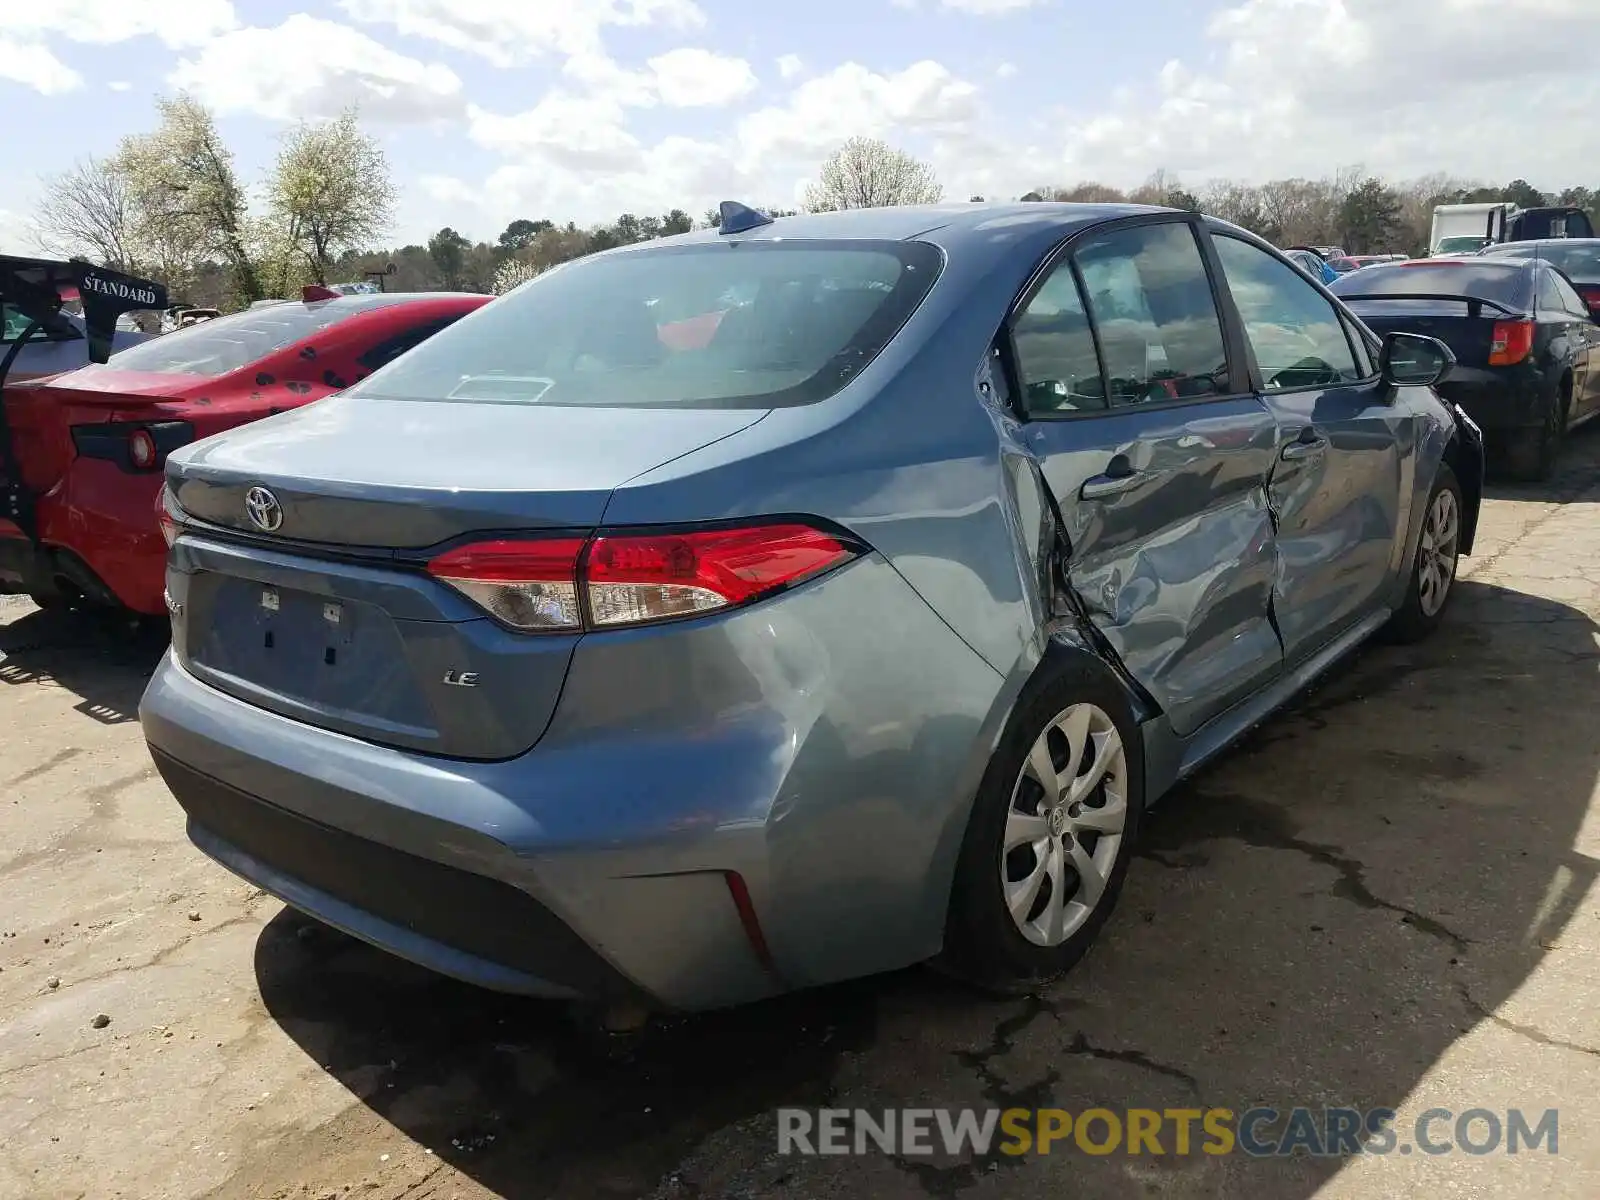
292;292;484;313
1484;238;1600;249
625;202;1169;253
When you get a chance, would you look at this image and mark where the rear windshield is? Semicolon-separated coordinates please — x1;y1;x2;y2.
1435;236;1492;254
1483;241;1600;282
1330;262;1532;309
347;240;943;409
101;298;400;378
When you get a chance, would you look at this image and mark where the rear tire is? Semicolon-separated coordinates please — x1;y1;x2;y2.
1504;384;1567;483
939;658;1144;993
1387;463;1462;645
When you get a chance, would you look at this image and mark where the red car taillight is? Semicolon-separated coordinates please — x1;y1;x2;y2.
1488;319;1535;366
426;522;857;633
1579;286;1600;316
129;429;158;470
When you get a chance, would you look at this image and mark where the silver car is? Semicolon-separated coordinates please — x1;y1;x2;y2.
141;202;1484;1012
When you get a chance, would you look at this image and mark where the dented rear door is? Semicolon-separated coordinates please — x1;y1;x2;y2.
1007;216;1284;737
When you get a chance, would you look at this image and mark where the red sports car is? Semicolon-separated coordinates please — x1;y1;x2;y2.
1;289;490;615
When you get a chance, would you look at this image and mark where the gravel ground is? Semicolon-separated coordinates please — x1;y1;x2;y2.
2;431;1598;1200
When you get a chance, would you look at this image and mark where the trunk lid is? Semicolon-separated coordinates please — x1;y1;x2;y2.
1343;301;1501;368
166;395;768;760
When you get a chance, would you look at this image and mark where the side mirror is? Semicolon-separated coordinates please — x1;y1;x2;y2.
1380;332;1455;388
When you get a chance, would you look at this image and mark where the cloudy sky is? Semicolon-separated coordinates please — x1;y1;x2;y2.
3;0;1597;252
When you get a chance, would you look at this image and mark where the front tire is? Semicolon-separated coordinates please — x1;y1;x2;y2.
940;658;1144;992
1387;463;1462;644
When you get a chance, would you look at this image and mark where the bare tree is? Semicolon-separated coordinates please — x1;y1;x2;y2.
30;157;141;269
803;137;943;211
1042;182;1128;203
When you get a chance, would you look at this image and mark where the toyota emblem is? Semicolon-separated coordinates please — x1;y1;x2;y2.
244;486;283;533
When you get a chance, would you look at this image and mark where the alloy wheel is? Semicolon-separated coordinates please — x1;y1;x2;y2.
1002;702;1129;947
1417;487;1459;618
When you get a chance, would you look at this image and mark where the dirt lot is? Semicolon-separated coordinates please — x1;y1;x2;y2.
3;435;1599;1200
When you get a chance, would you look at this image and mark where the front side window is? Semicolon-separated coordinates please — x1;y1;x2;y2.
1214;236;1361;390
1010;264;1105;414
350;240;942;410
1072;222;1230;406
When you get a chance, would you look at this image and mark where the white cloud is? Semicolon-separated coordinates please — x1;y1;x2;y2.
438;57;988;235
777;54;804;80
1041;0;1600;189
169;15;465;123
9;0;237;48
107;80;132;92
0;37;83;95
648;48;757;107
995;62;1017;79
338;0;705;68
557;47;756;109
891;0;1045;10
736;61;980;169
469;93;646;171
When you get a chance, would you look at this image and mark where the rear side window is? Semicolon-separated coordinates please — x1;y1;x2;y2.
1214;236;1362;390
1536;270;1566;315
357;315;464;372
1072;222;1229;405
1550;271;1590;316
349;240;942;409
1011;264;1106;414
2;303;80;344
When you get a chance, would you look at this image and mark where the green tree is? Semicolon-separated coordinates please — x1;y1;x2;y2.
427;227;470;288
1502;179;1549;209
115;94;263;305
266;108;397;285
1339;178;1403;253
803;137;943;211
497;218;553;253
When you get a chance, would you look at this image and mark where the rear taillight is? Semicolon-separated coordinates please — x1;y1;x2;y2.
426;522;857;633
1579;287;1600;314
1489;320;1535;366
157;483;188;548
71;419;194;473
129;429;158;470
426;538;586;631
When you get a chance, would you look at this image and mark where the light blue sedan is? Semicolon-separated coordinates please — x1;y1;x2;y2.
141;201;1484;1013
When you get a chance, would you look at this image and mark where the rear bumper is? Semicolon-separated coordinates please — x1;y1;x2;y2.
139;553;1006;1010
0;529;128;607
0;464;166;611
1436;367;1548;435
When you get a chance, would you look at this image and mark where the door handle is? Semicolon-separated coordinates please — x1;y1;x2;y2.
1281;434;1327;462
1080;467;1146;500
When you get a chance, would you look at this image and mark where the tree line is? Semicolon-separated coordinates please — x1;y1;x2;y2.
1024;170;1600;258
30;103;1600;311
